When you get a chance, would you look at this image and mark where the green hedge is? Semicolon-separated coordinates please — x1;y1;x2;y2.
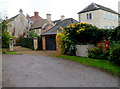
21;38;34;50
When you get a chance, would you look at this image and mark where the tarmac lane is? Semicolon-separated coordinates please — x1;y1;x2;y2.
2;54;119;87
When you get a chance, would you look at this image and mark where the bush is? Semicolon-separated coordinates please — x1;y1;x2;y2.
56;23;99;55
109;42;120;66
1;20;13;48
28;30;39;38
88;46;109;60
2;31;12;48
110;26;120;41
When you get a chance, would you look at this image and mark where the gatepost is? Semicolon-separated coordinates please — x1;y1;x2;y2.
33;37;38;50
9;38;14;51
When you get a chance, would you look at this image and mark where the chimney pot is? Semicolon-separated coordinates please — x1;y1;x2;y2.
34;12;39;17
46;14;52;24
61;15;65;21
19;9;23;13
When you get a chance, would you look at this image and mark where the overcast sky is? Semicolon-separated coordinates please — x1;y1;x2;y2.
0;0;120;20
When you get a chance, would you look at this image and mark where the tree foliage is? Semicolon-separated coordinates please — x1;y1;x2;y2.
28;30;39;38
56;23;99;55
56;22;120;57
1;20;13;48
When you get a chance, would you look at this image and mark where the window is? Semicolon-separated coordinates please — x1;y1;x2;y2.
87;13;92;20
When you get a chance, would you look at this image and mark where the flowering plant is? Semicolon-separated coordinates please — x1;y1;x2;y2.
56;23;99;55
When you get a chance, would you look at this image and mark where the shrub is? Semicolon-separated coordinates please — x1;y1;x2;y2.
1;20;13;48
88;46;109;60
109;42;120;66
110;26;120;41
56;23;99;55
28;30;39;38
2;31;13;48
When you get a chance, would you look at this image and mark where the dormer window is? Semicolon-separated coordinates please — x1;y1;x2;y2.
87;13;92;20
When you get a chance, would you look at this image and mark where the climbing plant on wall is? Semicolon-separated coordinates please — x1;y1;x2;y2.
56;23;100;55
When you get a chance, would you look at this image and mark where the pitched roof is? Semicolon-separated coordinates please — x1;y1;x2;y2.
53;20;61;24
9;14;19;21
30;19;49;30
78;3;119;14
42;18;79;35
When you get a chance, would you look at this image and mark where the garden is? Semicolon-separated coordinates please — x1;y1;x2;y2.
56;23;120;76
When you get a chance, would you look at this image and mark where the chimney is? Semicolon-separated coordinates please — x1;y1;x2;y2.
61;15;65;21
19;9;23;14
34;12;39;18
46;14;52;25
26;14;30;19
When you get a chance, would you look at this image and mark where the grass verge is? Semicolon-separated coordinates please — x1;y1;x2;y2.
2;51;17;55
55;55;120;77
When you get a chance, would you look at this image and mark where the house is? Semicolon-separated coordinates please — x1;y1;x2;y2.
26;12;53;36
7;9;28;38
41;18;79;51
78;3;119;29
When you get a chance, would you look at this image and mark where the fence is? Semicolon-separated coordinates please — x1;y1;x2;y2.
21;37;42;50
21;38;34;50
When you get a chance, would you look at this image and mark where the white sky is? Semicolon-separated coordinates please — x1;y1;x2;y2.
0;0;120;21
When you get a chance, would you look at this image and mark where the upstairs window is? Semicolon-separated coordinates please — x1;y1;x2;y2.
87;13;92;20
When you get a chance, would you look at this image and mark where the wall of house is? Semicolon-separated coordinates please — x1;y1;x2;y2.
8;12;28;38
101;10;119;29
79;9;119;29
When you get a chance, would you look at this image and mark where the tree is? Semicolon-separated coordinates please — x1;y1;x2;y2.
1;20;13;48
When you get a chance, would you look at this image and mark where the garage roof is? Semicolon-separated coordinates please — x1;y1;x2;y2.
42;18;79;35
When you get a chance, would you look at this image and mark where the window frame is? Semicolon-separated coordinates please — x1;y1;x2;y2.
86;13;92;20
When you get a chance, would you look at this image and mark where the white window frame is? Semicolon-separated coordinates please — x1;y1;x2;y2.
87;13;92;20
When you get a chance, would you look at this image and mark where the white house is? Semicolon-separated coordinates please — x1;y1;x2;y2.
8;9;28;38
78;3;119;29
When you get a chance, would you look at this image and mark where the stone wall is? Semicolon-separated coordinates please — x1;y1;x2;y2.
76;44;94;57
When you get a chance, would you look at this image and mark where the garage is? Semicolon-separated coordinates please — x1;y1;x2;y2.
46;36;56;50
41;18;79;51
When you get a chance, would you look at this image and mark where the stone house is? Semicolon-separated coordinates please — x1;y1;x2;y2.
26;12;53;36
78;3;119;29
41;18;79;51
8;9;28;38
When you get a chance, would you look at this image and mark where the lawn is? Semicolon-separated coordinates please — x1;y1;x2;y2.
55;55;120;77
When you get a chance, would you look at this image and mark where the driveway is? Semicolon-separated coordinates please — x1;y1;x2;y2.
2;53;119;87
